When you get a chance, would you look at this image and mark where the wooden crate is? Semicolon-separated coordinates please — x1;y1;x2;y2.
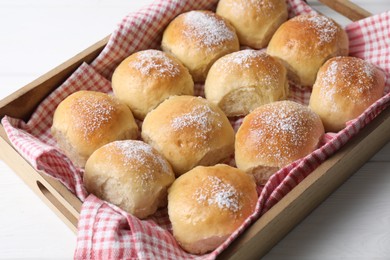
0;0;387;258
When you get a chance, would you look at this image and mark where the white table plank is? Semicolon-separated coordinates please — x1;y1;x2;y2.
0;161;75;259
264;162;390;259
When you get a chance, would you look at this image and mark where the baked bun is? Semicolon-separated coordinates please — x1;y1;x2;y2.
161;10;239;82
142;96;235;176
309;56;386;132
235;100;324;184
216;0;288;49
84;140;175;219
168;164;257;254
111;49;194;120
267;14;349;87
51;90;138;168
205;50;288;117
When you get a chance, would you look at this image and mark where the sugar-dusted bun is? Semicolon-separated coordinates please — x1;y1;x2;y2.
309;56;386;132
142;96;235;176
205;50;288;117
216;0;288;49
235;101;324;184
161;10;239;82
111;49;194;120
84;140;175;219
51;90;138;168
267;14;349;87
168;164;257;254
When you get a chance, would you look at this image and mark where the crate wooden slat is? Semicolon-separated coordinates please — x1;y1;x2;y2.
319;0;372;20
0;1;387;259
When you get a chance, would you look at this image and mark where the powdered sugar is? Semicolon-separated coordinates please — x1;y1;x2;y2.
193;175;241;213
171;99;222;144
297;15;338;44
183;11;235;49
250;101;317;164
216;50;282;89
225;49;264;68
225;0;276;17
319;57;377;105
112;140;171;175
322;60;339;85
72;94;115;139
130;50;180;78
103;140;172;190
363;62;375;79
114;140;153;164
249;0;275;12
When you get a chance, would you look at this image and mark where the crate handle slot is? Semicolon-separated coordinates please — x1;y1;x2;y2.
36;180;78;231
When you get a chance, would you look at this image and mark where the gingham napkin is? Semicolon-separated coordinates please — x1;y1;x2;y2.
2;0;390;259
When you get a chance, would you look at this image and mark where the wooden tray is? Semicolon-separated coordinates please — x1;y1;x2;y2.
0;1;387;259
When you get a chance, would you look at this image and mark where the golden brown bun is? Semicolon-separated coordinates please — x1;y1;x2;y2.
309;56;386;132
161;10;240;82
141;96;235;176
216;0;288;49
84;140;175;219
205;50;288;117
168;164;257;254
235;101;324;184
267;14;349;87
111;49;194;120
51;90;138;168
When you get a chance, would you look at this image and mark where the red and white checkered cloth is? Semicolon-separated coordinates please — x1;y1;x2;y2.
2;0;390;259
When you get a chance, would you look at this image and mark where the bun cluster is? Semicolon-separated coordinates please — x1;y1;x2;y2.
142;95;235;176
51;91;138;168
50;0;386;255
84;140;175;219
112;49;194;119
216;0;288;49
309;56;385;132
168;164;257;254
267;14;349;87
162;10;240;82
205;49;288;117
235;101;324;184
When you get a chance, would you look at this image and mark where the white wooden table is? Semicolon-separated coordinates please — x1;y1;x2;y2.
0;1;389;259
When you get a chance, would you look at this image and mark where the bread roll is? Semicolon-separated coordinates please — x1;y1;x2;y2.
235;101;324;184
205;50;288;117
111;49;194;120
84;140;175;219
168;164;257;254
142;96;235;176
51;90;138;168
216;0;288;49
267;14;349;87
309;56;386;132
161;10;239;82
